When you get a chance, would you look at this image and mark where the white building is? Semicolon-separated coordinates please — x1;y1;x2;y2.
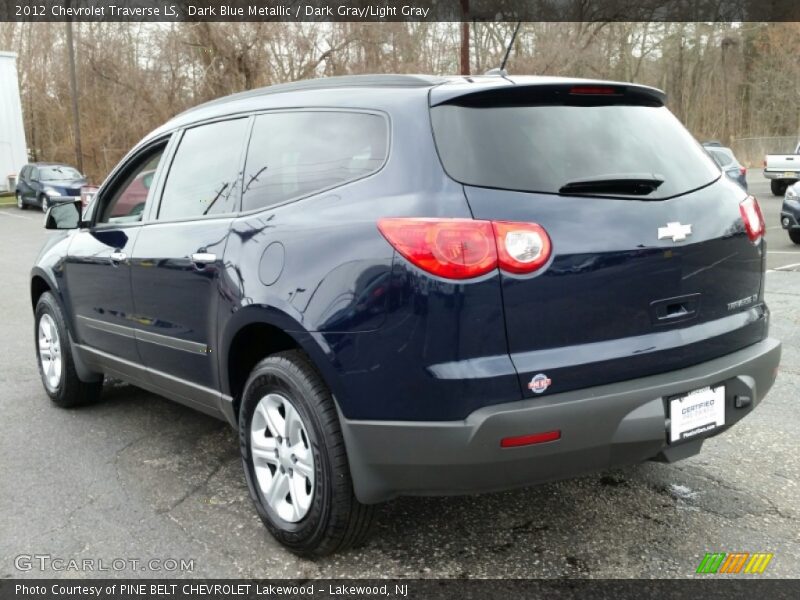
0;51;28;192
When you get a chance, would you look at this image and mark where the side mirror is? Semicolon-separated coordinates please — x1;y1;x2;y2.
45;200;83;230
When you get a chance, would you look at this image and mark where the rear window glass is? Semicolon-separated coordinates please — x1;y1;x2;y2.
708;148;733;167
431;103;720;199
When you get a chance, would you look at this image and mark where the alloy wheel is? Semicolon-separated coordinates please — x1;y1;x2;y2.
250;392;315;522
38;313;62;391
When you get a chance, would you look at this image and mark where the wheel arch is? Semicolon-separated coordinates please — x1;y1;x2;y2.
220;305;346;422
30;267;102;383
30;271;54;311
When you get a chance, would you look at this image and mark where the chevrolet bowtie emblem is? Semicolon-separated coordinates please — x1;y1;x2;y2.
658;222;692;242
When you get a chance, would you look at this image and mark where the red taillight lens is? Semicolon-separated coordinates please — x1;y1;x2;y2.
739;166;747;177
378;218;553;279
739;196;765;242
492;221;552;274
377;218;497;279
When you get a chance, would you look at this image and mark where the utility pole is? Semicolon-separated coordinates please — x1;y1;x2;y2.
459;0;470;75
720;35;738;146
65;20;83;172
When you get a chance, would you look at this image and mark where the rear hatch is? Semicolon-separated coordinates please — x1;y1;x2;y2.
430;81;768;397
765;153;800;173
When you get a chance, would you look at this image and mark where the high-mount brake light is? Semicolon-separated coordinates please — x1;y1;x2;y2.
378;218;553;280
569;86;618;95
739;196;765;243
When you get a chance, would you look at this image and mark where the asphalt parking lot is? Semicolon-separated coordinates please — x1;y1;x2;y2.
0;171;798;579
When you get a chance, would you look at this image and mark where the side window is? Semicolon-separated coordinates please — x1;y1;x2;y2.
242;111;388;212
30;167;39;181
158;118;248;220
98;146;167;225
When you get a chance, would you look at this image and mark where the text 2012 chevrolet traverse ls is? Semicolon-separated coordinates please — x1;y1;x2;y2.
31;75;781;556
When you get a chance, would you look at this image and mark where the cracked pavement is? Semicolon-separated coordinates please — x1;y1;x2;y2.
1;171;798;578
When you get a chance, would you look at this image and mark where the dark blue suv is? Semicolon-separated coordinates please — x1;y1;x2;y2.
31;75;781;556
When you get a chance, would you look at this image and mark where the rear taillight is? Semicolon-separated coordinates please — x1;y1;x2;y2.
377;218;552;280
739;196;765;243
492;221;552;274
377;218;497;279
739;166;747;177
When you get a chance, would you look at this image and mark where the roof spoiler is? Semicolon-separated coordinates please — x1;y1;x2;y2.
431;82;666;108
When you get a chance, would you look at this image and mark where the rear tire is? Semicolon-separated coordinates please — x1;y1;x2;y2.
771;180;788;196
239;350;374;557
34;292;103;407
789;230;800;245
16;192;26;210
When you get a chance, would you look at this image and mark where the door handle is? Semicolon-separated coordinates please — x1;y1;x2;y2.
109;251;127;263
191;252;217;266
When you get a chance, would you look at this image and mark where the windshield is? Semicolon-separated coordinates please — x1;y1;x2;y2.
40;166;82;181
431;103;720;199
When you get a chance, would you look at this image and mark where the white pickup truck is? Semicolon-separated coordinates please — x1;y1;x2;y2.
764;142;800;195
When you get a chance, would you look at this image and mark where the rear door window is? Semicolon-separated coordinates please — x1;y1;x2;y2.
241;111;388;212
431;99;719;199
158;118;249;220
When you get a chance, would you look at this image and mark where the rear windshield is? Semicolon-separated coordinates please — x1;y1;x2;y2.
430;103;720;199
708;148;734;167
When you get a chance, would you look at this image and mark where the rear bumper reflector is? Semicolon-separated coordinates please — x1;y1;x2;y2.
500;430;561;448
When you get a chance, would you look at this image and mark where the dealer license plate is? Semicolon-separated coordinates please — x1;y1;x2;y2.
669;385;725;443
783;171;797;178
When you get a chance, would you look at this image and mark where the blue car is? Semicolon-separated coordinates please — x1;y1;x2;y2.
16;162;87;212
704;145;748;191
781;182;800;244
31;75;781;556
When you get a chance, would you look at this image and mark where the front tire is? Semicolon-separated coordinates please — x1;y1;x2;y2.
35;292;103;407
40;194;49;213
790;230;800;245
239;350;374;557
16;192;26;210
771;180;788;196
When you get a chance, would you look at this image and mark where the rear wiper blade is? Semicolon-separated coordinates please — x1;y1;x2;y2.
559;174;664;196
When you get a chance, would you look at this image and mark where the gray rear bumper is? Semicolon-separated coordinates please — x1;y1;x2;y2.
341;338;781;504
